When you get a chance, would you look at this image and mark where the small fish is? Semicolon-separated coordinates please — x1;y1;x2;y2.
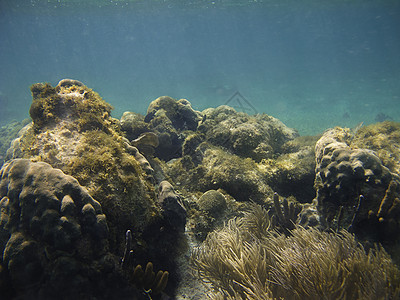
131;132;159;148
351;122;363;134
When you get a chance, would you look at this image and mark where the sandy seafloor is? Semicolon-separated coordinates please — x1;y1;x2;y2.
1;0;400;136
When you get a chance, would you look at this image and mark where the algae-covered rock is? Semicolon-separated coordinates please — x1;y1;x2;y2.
198;105;299;162
30;79;114;131
352;121;400;175
165;144;274;204
121;96;203;161
258;135;318;203
120;111;149;141
0;159;133;299
145;96;202;132
5;80;161;256
314;126;400;248
122;96;201;161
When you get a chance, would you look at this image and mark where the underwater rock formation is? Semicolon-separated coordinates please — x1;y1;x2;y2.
0;159;136;299
157;180;187;231
131;132;159;156
165;144;274;203
145;96;202;131
198;105;299;162
5;80;162;254
121;96;203;161
314;126;400;248
258;135;318;202
352;121;400;175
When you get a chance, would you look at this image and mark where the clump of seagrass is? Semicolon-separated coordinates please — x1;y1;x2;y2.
191;204;400;300
121;230;169;298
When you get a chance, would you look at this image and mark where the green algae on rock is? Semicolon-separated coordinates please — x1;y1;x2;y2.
198;105;299;162
5;80;169;259
352;121;400;175
30;79;114;132
257;135;319;203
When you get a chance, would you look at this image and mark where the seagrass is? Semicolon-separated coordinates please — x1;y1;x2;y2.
191;203;400;300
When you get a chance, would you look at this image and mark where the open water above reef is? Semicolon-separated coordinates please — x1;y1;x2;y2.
0;0;400;135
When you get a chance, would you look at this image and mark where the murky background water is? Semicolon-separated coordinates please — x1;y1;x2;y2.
1;0;399;135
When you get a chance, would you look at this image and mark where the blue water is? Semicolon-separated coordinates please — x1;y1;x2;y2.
1;0;399;135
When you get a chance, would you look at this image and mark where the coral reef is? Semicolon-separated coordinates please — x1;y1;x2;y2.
191;205;400;299
0;159;136;299
121;96;203;161
314;127;395;229
198;105;299;162
257;135;318;202
314;125;400;263
5;80;162;255
3;80;190;297
5;78;400;299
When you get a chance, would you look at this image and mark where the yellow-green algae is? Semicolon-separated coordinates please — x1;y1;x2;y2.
65;130;158;234
352;121;400;175
30;82;114;132
12;81;160;253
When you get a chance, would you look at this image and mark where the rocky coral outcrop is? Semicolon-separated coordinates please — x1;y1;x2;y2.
198;105;299;162
157;181;187;231
166;144;274;203
258;135;318;202
4;81;186;276
0;159;135;299
352;121;400;175
314;126;400;248
121;96;203;161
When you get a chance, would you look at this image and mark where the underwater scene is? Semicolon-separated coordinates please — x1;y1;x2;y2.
1;0;400;299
